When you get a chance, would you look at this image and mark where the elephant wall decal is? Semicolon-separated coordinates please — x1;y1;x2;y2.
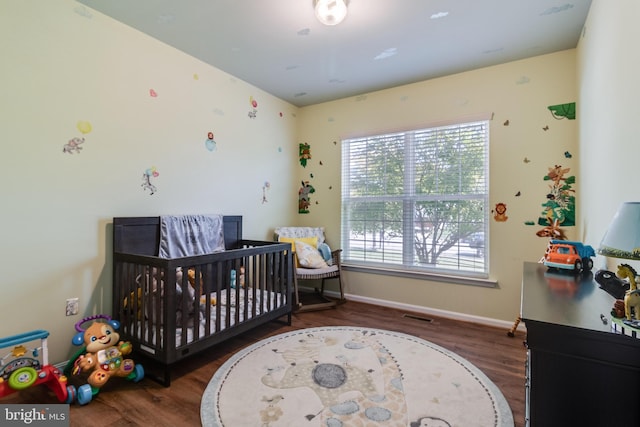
261;331;408;425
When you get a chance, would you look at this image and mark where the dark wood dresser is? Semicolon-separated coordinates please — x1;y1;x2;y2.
521;262;640;426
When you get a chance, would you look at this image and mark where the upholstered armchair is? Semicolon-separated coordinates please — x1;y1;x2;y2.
274;226;346;311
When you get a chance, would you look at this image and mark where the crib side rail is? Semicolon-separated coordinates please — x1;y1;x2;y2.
113;242;292;367
113;254;179;362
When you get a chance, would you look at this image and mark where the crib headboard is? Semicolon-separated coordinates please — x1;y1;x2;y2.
113;215;242;255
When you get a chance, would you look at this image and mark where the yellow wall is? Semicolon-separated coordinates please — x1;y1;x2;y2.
5;0;622;364
578;0;640;273
0;1;299;362
297;51;579;324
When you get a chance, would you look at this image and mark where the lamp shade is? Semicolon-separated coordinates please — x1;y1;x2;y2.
598;202;640;260
314;0;348;26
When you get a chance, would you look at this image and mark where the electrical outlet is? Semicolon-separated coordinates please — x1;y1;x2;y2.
66;298;79;316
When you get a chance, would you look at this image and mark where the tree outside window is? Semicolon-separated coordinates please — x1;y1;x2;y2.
341;119;489;278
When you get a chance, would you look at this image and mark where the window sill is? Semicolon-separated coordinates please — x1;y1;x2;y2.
343;263;498;288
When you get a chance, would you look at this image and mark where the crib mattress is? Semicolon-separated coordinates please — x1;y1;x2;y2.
133;289;285;353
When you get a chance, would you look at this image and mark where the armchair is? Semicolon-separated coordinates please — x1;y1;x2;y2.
274;226;346;311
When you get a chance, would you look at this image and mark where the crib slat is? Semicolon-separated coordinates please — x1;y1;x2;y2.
112;219;293;387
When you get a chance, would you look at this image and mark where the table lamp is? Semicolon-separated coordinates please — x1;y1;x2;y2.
598;202;640;260
596;202;640;299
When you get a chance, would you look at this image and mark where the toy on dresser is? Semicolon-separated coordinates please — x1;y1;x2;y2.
600;264;640;328
619;264;640;327
65;315;144;404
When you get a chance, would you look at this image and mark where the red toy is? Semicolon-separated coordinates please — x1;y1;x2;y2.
0;330;79;403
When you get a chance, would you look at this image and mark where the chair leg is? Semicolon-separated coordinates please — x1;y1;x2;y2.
320;276;346;304
292;274;302;310
295;277;338;312
337;275;345;302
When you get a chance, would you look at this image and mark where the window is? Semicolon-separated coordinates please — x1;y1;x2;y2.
341;118;489;279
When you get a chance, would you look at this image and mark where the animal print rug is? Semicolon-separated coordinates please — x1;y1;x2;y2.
200;326;513;426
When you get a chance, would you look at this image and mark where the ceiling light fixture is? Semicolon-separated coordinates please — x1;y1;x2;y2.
314;0;348;26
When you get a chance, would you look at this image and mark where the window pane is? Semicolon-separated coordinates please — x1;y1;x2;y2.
414;199;486;274
345;134;405;197
341;120;489;279
342;201;403;265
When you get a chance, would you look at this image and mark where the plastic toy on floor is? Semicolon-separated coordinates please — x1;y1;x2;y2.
0;330;79;403
65;315;144;404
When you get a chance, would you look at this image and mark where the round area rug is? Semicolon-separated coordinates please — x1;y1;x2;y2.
201;326;514;427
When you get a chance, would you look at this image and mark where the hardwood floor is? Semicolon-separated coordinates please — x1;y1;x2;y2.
3;301;527;426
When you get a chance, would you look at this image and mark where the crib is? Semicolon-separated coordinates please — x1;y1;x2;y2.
112;215;293;386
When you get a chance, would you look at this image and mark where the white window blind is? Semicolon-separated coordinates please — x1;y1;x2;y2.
341;119;489;278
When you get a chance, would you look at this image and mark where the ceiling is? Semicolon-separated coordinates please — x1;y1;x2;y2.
76;0;592;107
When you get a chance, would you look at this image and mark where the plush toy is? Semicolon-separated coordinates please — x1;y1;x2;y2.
127;267;206;327
611;299;626;318
71;315;143;391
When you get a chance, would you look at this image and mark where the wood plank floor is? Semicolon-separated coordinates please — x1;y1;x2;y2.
3;301;527;426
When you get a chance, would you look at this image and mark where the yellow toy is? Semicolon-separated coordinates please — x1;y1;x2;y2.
617;264;638;291
624;290;640;321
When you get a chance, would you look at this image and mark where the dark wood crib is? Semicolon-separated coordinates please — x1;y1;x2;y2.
112;216;293;386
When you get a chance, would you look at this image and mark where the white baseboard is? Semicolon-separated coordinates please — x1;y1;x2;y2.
315;287;525;332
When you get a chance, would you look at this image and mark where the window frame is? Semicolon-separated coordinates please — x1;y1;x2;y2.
340;115;492;285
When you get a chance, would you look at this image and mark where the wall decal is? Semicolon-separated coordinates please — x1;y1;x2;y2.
516;76;530;85
77;120;92;135
503;120;510;126
564;151;572;158
524;220;535;226
536;219;567;240
523;157;531;163
74;6;93;18
64;120;92;154
454;97;469;106
298;181;315;214
538;164;575;231
548;102;576;120
142;166;159;195
149;89;158;97
299;143;311;167
248;96;258;118
63;137;85;154
493;202;509;222
319;160;323;166
205;132;217;151
542;125;549;131
515;191;521;197
193;73;199;80
262;181;270;204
